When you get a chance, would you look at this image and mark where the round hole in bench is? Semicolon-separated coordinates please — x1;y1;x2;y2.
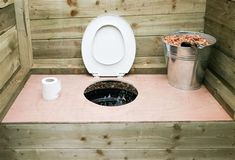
84;80;138;107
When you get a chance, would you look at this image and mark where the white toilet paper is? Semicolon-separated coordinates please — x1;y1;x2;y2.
41;77;61;100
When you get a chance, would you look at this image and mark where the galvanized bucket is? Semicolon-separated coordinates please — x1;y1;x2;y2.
162;31;216;90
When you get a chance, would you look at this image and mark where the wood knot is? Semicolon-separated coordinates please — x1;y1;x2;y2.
103;135;109;139
166;148;172;153
172;0;176;10
201;128;206;133
70;10;78;16
96;149;104;156
173;135;181;140
131;23;139;29
80;137;87;141
173;124;181;131
96;1;100;5
67;0;77;7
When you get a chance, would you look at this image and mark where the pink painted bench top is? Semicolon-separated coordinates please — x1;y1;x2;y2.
2;74;232;123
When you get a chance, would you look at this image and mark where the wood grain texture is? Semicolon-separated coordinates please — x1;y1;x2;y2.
15;0;33;68
31;56;166;74
0;46;20;90
29;0;205;70
0;148;235;160
204;70;235;119
204;18;235;58
0;0;14;8
0;26;18;63
0;4;16;35
0;122;235;149
209;48;235;90
204;0;235;118
0;48;20;90
206;0;235;30
0;26;20;91
30;13;204;39
32;36;164;59
0;68;29;121
29;0;206;19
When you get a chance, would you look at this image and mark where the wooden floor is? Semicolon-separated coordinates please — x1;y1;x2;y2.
2;74;231;123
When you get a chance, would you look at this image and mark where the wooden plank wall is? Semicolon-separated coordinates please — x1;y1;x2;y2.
0;0;32;121
0;122;235;160
0;1;20;119
204;0;235;119
0;3;19;90
29;0;206;74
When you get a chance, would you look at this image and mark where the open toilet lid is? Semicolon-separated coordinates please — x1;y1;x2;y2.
82;15;136;77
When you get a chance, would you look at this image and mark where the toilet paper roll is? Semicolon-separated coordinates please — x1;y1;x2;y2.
41;77;61;100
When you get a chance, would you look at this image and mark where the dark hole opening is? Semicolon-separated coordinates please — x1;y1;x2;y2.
181;42;192;47
84;80;138;107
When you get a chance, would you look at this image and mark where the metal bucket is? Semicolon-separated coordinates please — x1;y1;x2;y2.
162;31;216;90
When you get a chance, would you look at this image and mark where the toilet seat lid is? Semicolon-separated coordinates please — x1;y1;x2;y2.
82;15;136;77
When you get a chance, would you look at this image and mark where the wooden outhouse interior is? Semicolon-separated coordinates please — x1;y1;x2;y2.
0;0;235;159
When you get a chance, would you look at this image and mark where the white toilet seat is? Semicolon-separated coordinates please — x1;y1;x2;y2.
82;15;136;77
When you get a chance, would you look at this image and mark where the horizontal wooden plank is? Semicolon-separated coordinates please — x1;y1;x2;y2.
206;0;235;30
0;47;20;90
204;18;235;58
0;148;235;160
0;0;14;8
130;56;166;74
0;122;235;149
32;36;164;59
204;70;235;119
0;68;29;121
30;13;204;39
209;48;235;90
31;56;166;74
29;0;206;19
0;26;18;63
0;4;16;35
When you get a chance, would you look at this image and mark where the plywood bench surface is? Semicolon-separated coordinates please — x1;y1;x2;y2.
2;74;231;123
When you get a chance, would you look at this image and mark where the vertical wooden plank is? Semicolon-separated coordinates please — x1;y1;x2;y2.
14;0;33;69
